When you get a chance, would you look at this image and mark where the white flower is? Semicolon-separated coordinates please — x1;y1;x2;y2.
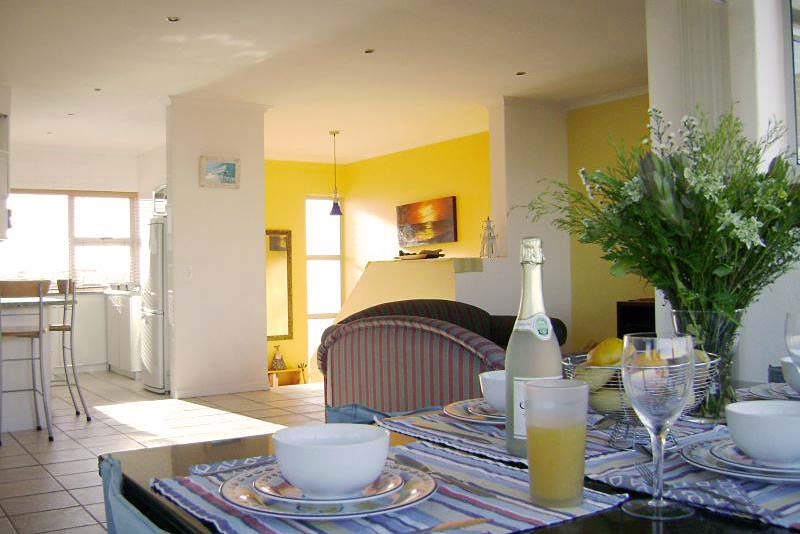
717;211;765;249
621;176;644;203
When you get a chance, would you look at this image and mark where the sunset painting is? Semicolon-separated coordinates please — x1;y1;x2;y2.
396;196;457;247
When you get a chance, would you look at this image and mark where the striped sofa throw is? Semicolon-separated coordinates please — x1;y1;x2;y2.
318;316;505;420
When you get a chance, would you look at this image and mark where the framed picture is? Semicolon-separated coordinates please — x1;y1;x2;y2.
396;196;457;247
199;156;240;188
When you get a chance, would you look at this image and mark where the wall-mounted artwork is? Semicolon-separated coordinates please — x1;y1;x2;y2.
396;196;457;247
199;156;240;188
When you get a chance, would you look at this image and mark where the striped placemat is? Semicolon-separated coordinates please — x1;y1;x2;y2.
152;441;627;534
585;426;800;530
376;409;713;466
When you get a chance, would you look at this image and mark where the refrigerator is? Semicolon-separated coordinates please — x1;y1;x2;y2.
141;212;169;393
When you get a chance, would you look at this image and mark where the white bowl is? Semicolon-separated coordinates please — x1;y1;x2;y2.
479;370;506;414
272;423;389;498
781;356;800;395
726;401;800;464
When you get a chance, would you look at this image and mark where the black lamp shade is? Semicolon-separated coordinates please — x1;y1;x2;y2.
330;199;342;216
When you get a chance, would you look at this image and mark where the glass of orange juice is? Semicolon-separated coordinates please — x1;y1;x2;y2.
525;379;589;508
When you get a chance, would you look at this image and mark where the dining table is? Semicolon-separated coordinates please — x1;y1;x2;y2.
104;420;793;533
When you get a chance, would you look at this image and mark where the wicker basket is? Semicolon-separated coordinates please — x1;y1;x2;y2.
562;353;719;425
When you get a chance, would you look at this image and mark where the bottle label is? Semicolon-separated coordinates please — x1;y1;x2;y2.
514;313;553;341
513;375;561;439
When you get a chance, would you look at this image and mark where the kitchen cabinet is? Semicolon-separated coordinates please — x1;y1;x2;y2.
106;291;141;378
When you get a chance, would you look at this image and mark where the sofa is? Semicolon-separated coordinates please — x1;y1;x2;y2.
317;299;567;423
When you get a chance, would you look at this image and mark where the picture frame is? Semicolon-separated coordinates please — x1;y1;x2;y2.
199;155;240;189
396;195;457;247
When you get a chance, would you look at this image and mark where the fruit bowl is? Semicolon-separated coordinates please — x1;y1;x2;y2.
562;353;719;426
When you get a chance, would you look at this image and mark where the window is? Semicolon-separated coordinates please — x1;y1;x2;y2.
0;190;138;285
305;198;342;365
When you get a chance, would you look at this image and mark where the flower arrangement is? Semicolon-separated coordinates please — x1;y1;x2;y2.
525;109;800;417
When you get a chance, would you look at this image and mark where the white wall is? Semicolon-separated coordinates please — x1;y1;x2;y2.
457;98;572;335
167;96;267;398
647;0;799;381
137;145;166;199
10;145;138;191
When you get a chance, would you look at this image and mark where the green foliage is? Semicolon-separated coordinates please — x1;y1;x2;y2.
526;109;800;317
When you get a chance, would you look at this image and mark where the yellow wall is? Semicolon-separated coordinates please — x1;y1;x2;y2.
264;160;339;383
566;94;653;351
342;132;490;296
264;133;491;382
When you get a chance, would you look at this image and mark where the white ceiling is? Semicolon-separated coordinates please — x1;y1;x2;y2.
0;0;647;162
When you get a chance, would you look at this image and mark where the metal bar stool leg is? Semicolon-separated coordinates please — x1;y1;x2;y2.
36;338;53;441
67;330;91;421
60;331;79;415
29;339;41;432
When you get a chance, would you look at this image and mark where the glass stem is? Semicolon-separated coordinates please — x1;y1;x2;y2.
651;430;667;506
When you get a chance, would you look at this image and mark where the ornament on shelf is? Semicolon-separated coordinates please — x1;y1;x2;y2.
480;217;498;258
270;345;287;371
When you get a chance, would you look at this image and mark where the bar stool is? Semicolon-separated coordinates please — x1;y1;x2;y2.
50;279;90;421
0;280;54;444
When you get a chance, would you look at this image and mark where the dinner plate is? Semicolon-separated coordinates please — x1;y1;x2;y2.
465;400;504;420
252;464;404;504
681;440;800;484
709;439;800;474
443;399;505;425
219;460;436;520
769;382;800;399
748;383;800;400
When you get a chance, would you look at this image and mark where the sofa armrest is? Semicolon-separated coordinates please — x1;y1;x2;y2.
317;315;505;377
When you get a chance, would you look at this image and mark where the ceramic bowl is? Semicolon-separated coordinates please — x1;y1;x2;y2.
272;423;389;498
781;356;800;395
726;401;800;464
479;370;506;414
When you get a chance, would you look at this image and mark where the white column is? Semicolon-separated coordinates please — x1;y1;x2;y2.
456;98;571;342
0;85;9;240
167;96;268;397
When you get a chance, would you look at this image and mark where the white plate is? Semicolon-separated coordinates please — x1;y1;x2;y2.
252;464;403;504
466;400;504;420
219;460;436;520
681;440;800;484
769;382;800;399
443;399;505;425
709;439;800;474
747;384;798;400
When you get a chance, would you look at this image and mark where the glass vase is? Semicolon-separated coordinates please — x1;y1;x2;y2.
671;309;743;421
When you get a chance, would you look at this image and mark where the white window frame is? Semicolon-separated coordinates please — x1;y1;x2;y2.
305;196;343;324
10;188;139;286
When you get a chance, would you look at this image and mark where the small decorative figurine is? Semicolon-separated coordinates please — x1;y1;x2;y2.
270;345;287;371
480;217;498;258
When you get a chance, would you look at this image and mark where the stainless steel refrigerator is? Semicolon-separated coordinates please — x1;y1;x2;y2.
141;213;168;393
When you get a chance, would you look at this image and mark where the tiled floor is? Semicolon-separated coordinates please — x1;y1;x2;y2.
0;371;324;533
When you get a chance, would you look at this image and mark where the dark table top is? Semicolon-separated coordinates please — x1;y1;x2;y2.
108;431;789;534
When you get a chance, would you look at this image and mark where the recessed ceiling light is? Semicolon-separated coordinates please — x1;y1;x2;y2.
93;88;102;92
166;16;181;22
67;112;75;116
516;71;527;76
364;48;375;54
46;131;53;135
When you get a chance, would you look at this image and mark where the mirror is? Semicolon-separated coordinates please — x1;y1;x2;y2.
266;229;293;340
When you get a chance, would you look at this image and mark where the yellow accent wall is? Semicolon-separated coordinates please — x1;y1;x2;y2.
342;132;490;296
264;133;491;382
264;160;339;383
566;94;654;351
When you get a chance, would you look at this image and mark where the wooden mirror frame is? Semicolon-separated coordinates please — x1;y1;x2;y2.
266;229;293;340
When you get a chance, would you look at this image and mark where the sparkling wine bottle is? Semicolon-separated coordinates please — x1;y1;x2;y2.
505;237;563;457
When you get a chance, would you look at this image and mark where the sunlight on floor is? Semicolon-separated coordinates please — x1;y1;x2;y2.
94;399;286;447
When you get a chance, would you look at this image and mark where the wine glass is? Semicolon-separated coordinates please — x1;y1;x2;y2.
785;313;800;362
621;333;695;520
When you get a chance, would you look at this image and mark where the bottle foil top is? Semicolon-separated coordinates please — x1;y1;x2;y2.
520;237;544;264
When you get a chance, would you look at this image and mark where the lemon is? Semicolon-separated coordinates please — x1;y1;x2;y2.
587;337;624;367
574;363;617;391
589;388;631;413
694;349;710;363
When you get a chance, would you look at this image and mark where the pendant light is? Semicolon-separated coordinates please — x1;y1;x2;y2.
329;130;342;216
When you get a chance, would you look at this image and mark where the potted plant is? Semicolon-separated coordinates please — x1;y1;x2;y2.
525;109;800;418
